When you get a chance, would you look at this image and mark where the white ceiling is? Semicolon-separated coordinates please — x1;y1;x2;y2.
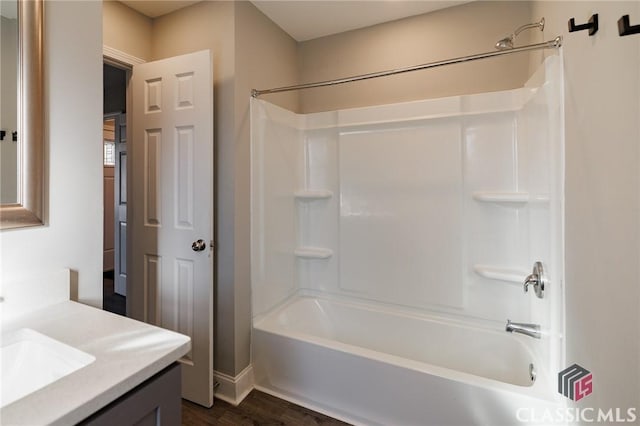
120;1;200;18
120;0;471;41
250;1;471;42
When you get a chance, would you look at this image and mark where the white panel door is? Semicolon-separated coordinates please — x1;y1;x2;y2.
112;112;127;296
130;50;213;407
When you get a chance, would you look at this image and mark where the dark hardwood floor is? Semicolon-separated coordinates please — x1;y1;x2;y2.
182;390;350;425
103;270;126;316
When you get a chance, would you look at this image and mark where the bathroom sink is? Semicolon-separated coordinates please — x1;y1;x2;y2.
1;328;95;407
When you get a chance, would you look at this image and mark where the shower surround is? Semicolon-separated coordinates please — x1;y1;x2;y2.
250;55;564;425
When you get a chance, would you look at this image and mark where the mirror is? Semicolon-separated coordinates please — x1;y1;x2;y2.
1;1;18;205
0;0;44;229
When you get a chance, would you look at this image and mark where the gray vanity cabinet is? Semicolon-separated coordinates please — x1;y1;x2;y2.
79;363;181;425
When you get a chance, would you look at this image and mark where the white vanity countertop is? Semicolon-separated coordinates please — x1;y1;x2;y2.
1;300;191;426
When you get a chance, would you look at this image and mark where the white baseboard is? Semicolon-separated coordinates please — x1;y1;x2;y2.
214;365;254;406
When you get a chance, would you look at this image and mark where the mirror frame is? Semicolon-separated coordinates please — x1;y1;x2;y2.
0;0;45;230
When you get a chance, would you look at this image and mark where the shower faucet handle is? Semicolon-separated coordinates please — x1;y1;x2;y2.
523;261;546;299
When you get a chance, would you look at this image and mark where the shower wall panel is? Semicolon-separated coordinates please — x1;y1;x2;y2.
338;121;464;309
461;111;533;322
251;55;563;331
251;103;304;317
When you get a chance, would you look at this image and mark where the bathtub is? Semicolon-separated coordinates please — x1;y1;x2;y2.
252;296;561;426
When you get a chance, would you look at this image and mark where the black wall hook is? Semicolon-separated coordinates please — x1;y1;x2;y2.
568;14;599;36
618;15;640;36
12;131;17;142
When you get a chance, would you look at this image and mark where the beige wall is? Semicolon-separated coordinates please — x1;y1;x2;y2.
297;1;533;113
233;0;298;372
531;1;640;415
151;0;297;376
103;0;152;61
1;1;103;306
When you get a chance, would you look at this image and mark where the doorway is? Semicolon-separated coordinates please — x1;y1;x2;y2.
101;51;215;406
103;63;127;316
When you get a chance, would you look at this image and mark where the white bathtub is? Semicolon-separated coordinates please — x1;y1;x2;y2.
252;296;561;426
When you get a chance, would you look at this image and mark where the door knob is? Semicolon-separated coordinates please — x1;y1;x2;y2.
192;239;206;252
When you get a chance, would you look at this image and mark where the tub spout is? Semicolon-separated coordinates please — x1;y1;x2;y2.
505;319;541;339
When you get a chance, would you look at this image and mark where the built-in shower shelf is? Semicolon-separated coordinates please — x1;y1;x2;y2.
473;264;528;283
472;191;549;204
294;190;333;200
294;247;333;259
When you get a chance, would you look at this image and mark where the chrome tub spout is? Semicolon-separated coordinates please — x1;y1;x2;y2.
505;319;541;339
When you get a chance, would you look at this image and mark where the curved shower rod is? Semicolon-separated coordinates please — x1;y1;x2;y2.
251;35;562;98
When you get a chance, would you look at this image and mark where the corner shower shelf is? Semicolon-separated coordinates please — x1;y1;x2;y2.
473;264;528;283
294;247;333;259
294;190;333;200
472;191;549;204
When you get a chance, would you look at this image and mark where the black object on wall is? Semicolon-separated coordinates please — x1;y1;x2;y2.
618;15;640;36
568;14;599;36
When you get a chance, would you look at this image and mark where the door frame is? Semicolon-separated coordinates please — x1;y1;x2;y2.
103;46;145;316
106;48;215;407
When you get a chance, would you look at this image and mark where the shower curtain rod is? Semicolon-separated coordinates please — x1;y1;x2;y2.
251;36;562;98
